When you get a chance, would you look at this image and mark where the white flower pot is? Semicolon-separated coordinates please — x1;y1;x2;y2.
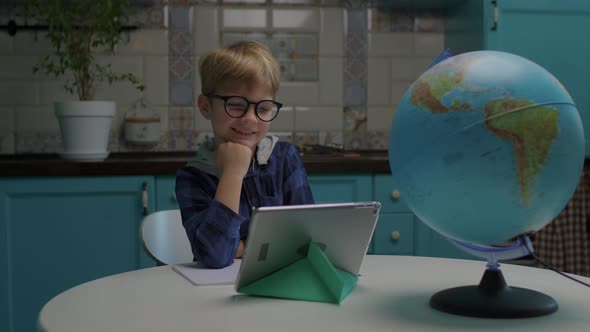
55;101;116;162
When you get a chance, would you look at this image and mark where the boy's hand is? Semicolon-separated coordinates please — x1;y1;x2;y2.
215;142;253;179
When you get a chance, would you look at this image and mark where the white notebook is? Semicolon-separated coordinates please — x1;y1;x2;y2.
171;260;241;286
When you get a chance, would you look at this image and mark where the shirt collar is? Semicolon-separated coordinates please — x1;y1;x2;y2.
186;136;279;176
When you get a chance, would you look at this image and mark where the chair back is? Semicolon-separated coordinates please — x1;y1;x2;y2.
140;209;194;265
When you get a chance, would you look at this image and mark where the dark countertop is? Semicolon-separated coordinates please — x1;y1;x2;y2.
0;151;390;176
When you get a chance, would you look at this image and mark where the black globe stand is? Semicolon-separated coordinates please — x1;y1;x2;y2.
429;236;558;318
430;267;558;318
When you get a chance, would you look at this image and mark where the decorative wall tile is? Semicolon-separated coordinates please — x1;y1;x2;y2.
343;105;367;131
319;130;343;146
170;56;194;81
169;6;192;29
147;5;167;28
16;133;62;154
129;4;168;29
343;6;368;149
293;34;318;55
268;131;293;144
169;107;195;130
414;11;445;32
277;58;295;81
0;1;448;154
390;10;415;32
170;80;193;106
294;131;320;148
367;129;388;150
169;3;194;110
293;59;318;81
272;34;296;58
168;129;200;151
170;30;194;55
343;83;365;106
343;129;367;150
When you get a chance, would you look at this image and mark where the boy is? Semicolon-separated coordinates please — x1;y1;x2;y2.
176;41;315;268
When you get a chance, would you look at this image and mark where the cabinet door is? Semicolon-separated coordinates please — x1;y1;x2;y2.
486;0;590;155
372;213;414;255
373;175;414;255
308;174;372;203
0;176;155;332
448;0;590;155
308;174;374;252
414;220;479;260
156;175;179;211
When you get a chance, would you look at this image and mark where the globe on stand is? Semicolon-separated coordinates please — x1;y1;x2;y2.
389;50;585;318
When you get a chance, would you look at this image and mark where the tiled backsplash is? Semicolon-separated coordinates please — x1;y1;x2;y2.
0;2;444;154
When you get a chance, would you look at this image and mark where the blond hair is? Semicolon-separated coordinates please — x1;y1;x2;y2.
199;41;280;96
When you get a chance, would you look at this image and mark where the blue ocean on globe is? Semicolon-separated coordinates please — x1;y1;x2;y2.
389;50;585;246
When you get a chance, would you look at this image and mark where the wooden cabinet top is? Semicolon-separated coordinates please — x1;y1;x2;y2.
0;151;390;176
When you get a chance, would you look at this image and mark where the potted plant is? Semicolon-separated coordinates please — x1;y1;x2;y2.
27;0;144;161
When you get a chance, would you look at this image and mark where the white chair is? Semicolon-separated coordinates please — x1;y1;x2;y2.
140;209;194;265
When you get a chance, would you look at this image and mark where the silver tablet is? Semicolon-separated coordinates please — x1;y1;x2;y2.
235;201;381;290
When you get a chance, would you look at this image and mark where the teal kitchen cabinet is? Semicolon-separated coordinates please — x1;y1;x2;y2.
0;176;155;332
446;0;590;155
153;174;374;210
307;174;372;203
372;175;414;255
373;174;476;259
156;175;179;211
158;173;374;209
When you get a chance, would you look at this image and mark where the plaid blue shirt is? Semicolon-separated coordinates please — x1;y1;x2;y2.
175;141;315;268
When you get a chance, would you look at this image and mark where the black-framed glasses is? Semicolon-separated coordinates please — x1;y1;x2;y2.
208;95;282;122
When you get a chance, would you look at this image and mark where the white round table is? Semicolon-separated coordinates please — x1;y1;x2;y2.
38;255;590;332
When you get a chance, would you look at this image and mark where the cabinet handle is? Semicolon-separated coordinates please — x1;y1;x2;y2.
391;231;401;241
391;189;401;200
142;182;148;216
172;192;177;201
491;0;498;31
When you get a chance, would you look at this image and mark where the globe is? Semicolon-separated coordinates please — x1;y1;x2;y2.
389;50;585;248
